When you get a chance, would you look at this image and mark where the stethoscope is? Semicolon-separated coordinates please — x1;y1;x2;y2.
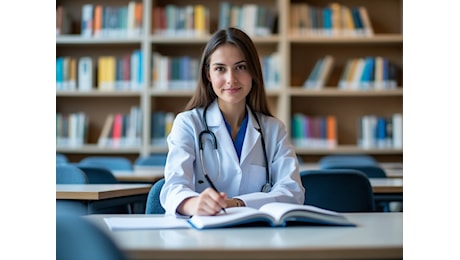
198;104;272;193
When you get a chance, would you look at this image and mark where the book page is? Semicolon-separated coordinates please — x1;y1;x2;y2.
188;207;273;229
104;216;191;230
259;202;340;222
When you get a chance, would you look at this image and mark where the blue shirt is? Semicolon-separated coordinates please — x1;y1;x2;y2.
223;112;248;161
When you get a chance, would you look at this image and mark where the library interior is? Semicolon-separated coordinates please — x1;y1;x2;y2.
55;0;406;259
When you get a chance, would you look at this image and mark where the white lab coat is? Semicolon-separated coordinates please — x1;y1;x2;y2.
160;100;305;216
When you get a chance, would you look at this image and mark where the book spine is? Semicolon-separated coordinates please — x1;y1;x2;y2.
81;4;94;37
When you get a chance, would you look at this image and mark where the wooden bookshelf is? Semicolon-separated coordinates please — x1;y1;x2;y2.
56;0;403;164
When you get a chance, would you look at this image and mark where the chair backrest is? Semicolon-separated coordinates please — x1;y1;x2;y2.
145;178;166;214
76;166;131;213
56;204;127;260
79;156;133;171
134;154;167;166
77;166;119;184
56;153;69;165
321;165;387;178
56;164;89;184
318;154;378;168
300;169;375;212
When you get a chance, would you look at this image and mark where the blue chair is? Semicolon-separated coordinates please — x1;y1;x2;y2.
145;178;166;214
76;166;131;214
56;164;89;214
56;153;69;164
300;169;375;212
77;166;119;184
318;154;378;169
78;156;133;171
56;164;89;184
321;164;387;178
56;204;127;260
134;154;167;166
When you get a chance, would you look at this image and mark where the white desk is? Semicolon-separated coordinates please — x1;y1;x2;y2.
85;212;403;260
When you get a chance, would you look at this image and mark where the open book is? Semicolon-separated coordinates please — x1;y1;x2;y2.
188;202;355;229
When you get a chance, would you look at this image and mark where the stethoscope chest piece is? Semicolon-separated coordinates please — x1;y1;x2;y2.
261;183;272;193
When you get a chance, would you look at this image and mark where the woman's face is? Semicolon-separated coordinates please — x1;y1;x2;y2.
208;44;252;108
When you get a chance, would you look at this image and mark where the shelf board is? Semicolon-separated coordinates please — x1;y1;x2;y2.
289;34;402;44
289;88;403;96
57;144;142;154
149;35;280;44
295;145;403;155
149;89;195;97
56;90;142;97
56;35;143;44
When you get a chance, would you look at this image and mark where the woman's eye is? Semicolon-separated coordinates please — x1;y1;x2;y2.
214;67;225;72
236;64;247;70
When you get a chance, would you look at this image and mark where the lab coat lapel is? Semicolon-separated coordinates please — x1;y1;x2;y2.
240;107;259;166
206;101;239;163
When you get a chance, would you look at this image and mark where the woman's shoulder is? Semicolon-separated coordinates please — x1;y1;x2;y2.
173;108;205;127
257;113;285;127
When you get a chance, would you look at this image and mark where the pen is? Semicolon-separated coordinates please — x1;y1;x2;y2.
203;174;227;214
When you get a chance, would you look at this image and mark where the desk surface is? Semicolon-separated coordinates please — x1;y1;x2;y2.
56;184;152;200
85;212;403;260
370;178;403;193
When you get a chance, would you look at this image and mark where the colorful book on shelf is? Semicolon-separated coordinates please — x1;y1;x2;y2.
326;115;337;147
350;7;364;35
56;57;64;90
78;57;94;91
303;57;323;89
68;58;77;90
359;56;375;89
322;7;332;36
56;5;72;35
350;58;365;89
112;113;123;147
358;6;374;36
194;4;208;36
98;114;114;147
93;5;103;37
81;4;94;37
315;55;334;88
374;56;384;89
188;202;355;229
218;2;231;30
392;113;403;148
329;2;342;36
341;5;355;36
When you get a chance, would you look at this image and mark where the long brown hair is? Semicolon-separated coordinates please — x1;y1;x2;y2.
184;27;273;117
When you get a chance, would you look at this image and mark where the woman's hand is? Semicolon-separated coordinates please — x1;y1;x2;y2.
177;188;227;216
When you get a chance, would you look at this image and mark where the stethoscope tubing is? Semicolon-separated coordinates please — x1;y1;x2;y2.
199;103;271;192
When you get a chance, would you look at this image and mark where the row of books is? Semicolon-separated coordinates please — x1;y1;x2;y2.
290;3;373;37
56;50;143;91
56;112;89;147
291;113;338;148
150;111;175;147
152;53;200;90
152;4;210;37
357;114;403;149
151;52;281;90
98;106;142;148
218;2;277;36
302;55;398;89
56;2;143;37
338;56;397;90
303;55;334;89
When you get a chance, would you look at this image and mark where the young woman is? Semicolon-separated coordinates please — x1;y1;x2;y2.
160;27;304;216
